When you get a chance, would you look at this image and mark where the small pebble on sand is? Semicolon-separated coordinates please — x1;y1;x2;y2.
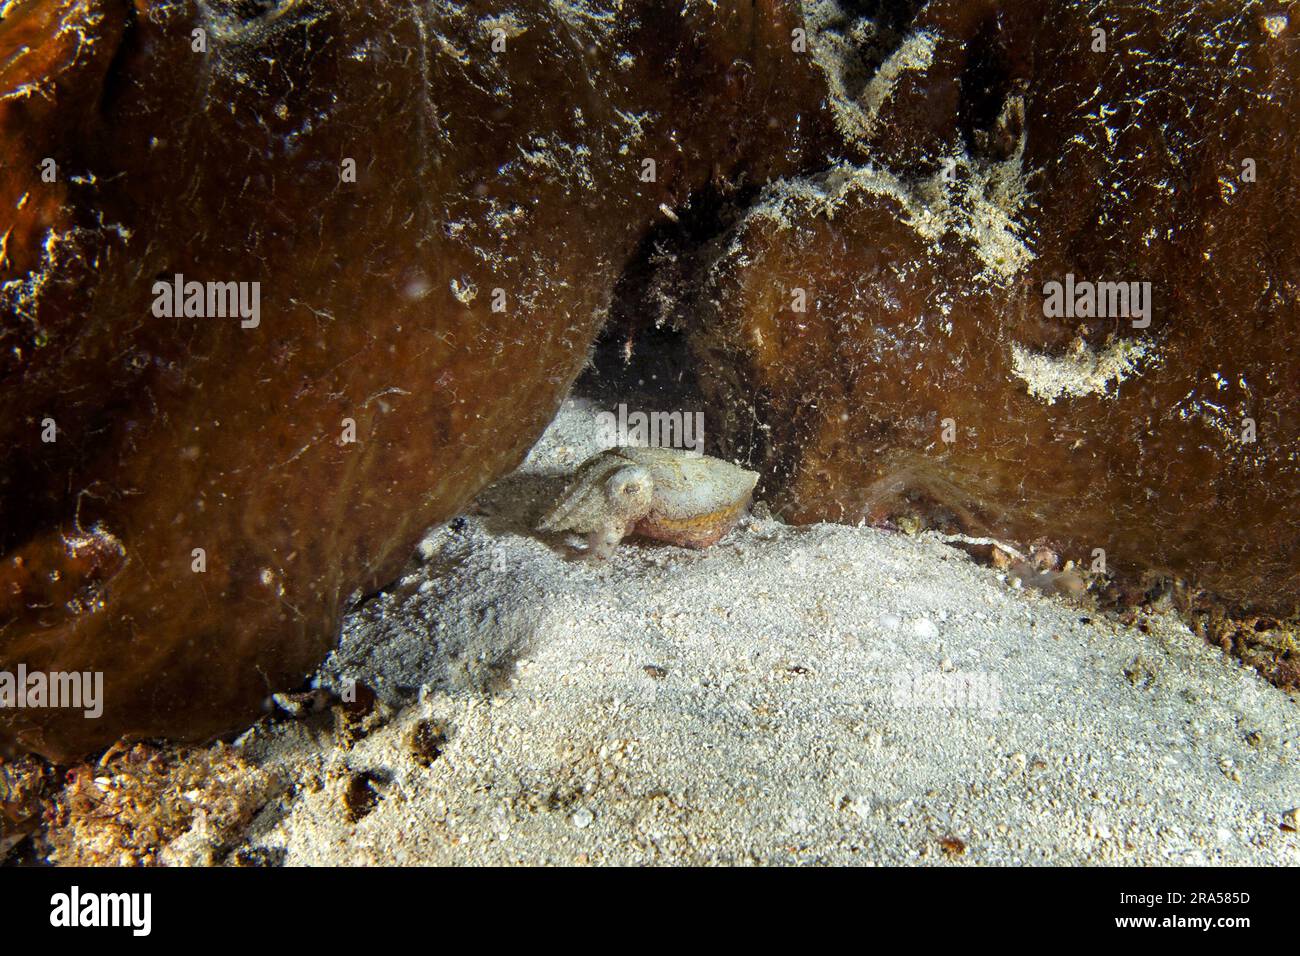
571;808;594;829
913;618;939;639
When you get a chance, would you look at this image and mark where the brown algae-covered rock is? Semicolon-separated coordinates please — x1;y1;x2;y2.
687;0;1300;614
0;0;831;760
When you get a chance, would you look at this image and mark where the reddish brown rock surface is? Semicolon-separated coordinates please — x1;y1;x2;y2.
687;0;1299;616
0;0;829;760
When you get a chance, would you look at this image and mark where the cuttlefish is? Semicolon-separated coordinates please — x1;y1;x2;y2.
538;446;759;557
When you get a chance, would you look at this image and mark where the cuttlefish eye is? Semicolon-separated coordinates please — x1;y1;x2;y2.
606;467;650;502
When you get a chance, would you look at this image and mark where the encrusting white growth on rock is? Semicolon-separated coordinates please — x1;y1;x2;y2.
779;0;1034;282
801;0;937;144
725;153;1033;286
1010;336;1156;404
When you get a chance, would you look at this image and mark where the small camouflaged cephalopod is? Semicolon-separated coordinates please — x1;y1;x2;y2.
538;446;759;557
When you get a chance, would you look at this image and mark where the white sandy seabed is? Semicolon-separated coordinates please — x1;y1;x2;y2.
227;400;1300;866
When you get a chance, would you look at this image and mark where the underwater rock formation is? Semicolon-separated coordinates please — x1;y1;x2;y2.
687;0;1300;615
0;0;829;759
1;0;1297;761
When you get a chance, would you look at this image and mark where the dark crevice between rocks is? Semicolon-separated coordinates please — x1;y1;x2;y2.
576;182;763;462
573;174;841;517
93;1;139;123
957;13;1024;163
